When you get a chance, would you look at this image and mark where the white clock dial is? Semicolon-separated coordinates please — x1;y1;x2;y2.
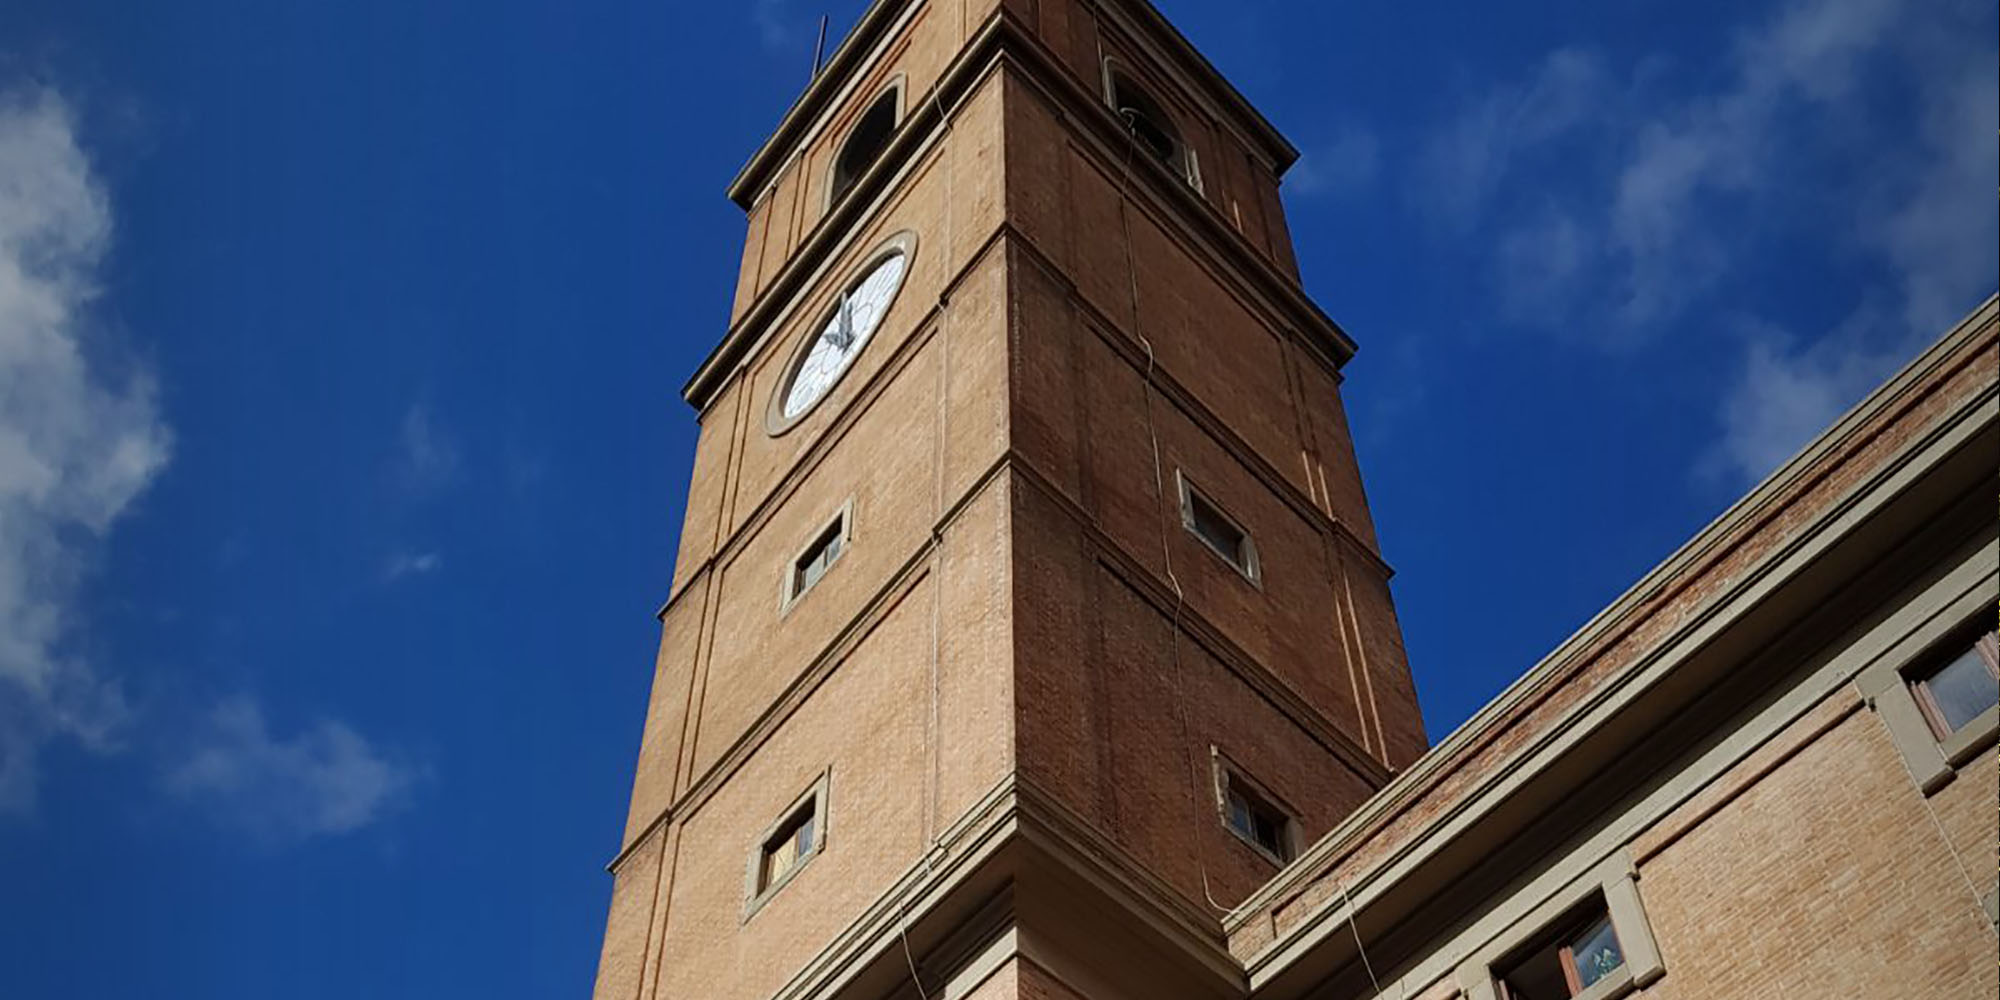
781;247;909;419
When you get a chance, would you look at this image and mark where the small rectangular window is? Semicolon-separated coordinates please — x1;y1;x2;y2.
759;803;817;892
785;505;851;609
1910;631;1999;739
1217;765;1294;863
743;772;831;919
1178;474;1258;581
1495;899;1626;1000
794;522;843;594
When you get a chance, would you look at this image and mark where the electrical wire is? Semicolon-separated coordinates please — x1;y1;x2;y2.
1915;773;1993;934
1098;44;1392;1000
1335;875;1392;1000
893;72;964;1000
1107;99;1247;922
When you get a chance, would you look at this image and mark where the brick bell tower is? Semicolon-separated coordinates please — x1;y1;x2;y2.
593;2;1427;998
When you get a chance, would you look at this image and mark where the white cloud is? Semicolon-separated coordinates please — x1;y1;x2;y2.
1702;3;1998;485
1873;58;2000;337
1290;125;1382;199
753;0;799;51
0;85;169;813
1401;0;1994;484
394;401;458;496
165;697;418;845
1417;0;1955;338
383;550;443;581
1416;48;1609;230
1700;309;1910;484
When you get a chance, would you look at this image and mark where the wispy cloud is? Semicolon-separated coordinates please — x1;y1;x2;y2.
1416;48;1610;231
1402;0;1994;483
164;697;419;846
0;85;170;813
382;550;442;581
0;85;418;845
1698;307;1911;484
753;0;801;51
1702;2;1998;484
393;401;458;497
1414;0;1927;338
1289;124;1382;199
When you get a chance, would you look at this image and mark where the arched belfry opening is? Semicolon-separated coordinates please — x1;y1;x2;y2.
829;86;900;206
1107;68;1196;188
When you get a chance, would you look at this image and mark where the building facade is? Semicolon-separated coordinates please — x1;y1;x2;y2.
596;2;2000;998
1229;295;1999;1000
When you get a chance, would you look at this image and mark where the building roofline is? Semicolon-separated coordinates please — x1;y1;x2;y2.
1228;293;2000;989
685;16;1355;411
725;0;1300;211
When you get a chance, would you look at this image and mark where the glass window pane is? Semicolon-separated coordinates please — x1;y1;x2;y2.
1227;795;1252;835
1187;492;1247;568
1922;647;2000;734
1567;916;1624;989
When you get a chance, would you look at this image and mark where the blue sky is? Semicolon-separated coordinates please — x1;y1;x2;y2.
0;0;1991;996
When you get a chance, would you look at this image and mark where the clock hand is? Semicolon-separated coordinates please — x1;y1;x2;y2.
832;294;855;349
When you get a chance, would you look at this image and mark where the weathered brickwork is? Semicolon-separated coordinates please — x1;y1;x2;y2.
597;2;1997;998
600;2;1425;996
1638;710;1997;1000
1240;305;1998;948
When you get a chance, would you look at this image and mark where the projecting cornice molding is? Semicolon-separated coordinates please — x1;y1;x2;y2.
716;773;1246;1000
1226;296;2000;996
685;5;1357;412
726;0;1299;211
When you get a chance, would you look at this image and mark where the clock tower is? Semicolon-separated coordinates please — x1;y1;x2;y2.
595;2;1427;998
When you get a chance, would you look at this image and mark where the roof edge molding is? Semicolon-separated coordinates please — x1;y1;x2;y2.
726;0;1300;211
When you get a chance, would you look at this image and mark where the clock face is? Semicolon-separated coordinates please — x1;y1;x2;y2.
781;247;910;420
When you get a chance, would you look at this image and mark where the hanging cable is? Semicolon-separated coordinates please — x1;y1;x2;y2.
1335;875;1395;1000
1916;774;1993;933
892;73;965;1000
1107;96;1247;921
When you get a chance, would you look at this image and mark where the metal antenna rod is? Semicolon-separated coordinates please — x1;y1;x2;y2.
810;15;829;79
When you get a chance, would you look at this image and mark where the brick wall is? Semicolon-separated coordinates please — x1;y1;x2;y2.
1637;710;1997;999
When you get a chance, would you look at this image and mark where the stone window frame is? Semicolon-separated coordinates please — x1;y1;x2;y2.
1211;747;1300;866
823;75;906;213
742;769;833;921
1176;469;1262;587
780;499;855;615
1910;630;1999;740
1456;853;1666;1000
1099;58;1204;193
1857;604;2000;796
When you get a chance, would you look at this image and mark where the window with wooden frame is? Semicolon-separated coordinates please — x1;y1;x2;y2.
828;85;901;207
743;772;830;919
783;503;851;610
1908;630;1999;740
1214;755;1296;864
1460;855;1665;1000
1859;592;2000;796
758;802;817;892
1492;898;1628;1000
1178;472;1259;583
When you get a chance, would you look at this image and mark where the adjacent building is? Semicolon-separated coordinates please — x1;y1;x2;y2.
595;2;2000;998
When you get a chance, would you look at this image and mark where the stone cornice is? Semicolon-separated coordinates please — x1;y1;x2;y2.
617;448;1393;873
1227;296;2000;991
726;0;1298;211
1005;455;1397;790
686;7;1356;412
663;221;1389;627
753;773;1243;1000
